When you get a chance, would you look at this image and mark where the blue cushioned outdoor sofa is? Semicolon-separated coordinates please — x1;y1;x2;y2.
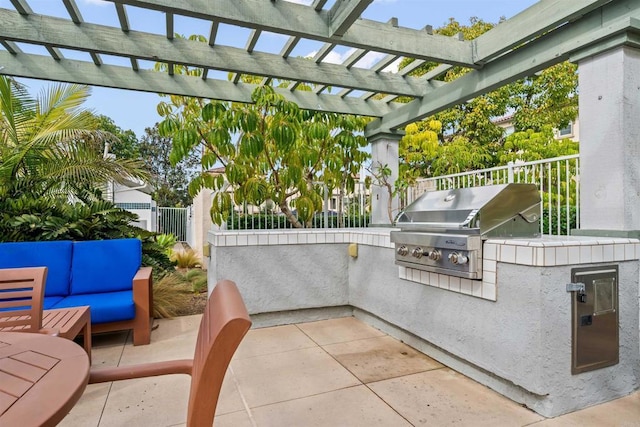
0;238;153;345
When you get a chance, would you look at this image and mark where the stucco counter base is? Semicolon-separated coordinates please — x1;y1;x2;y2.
208;230;640;417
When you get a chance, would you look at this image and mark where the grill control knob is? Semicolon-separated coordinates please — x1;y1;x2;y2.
448;252;469;265
397;245;409;257
412;247;424;258
428;250;441;261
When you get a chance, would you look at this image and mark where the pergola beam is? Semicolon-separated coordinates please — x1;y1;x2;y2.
328;0;373;38
114;3;130;32
45;46;63;61
105;0;475;67
280;36;300;58
472;0;615;64
9;0;32;15
1;40;22;54
166;12;174;39
0;9;425;97
208;21;219;46
62;0;83;24
0;50;397;118
311;0;329;12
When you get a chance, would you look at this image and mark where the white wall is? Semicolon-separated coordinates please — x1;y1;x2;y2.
113;184;155;231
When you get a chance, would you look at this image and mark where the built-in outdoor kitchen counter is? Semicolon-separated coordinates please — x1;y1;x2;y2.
384;232;640;418
208;225;640;418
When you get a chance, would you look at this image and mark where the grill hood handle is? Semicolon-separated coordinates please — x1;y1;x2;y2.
518;204;540;223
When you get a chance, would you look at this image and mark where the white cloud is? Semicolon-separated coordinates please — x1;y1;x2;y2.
81;0;109;6
305;49;350;65
305;49;400;73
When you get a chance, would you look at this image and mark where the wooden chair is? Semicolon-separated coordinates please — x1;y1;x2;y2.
0;267;50;333
89;279;252;426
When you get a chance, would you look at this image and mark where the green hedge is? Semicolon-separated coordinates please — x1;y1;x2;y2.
227;213;370;230
541;206;578;236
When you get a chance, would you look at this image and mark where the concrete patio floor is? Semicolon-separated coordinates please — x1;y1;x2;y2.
59;315;640;427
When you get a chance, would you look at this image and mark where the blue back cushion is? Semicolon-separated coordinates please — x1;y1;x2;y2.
71;238;142;295
0;241;73;297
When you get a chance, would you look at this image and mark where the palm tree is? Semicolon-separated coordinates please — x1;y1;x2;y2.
0;76;147;200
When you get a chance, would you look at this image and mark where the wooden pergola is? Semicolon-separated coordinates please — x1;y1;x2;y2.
1;0;637;136
1;0;639;228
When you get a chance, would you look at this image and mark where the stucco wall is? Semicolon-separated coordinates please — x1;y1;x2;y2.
209;241;349;315
207;230;640;417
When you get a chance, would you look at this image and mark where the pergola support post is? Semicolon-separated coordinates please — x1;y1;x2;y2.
573;42;640;238
368;131;403;227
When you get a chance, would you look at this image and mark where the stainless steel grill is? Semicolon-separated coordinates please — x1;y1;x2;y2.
391;183;541;279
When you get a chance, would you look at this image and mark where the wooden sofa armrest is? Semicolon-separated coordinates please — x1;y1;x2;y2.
131;266;153;345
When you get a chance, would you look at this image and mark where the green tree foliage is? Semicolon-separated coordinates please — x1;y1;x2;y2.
400;120;440;181
0;77;147;201
498;127;579;164
498;127;579;210
397;18;578;178
507;61;578;131
95;114;140;160
157;85;369;228
138;125;200;207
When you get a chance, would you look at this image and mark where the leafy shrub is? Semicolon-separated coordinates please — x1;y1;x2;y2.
541;206;578;235
152;273;192;318
181;268;208;293
156;233;177;256
171;248;202;269
0;192;175;275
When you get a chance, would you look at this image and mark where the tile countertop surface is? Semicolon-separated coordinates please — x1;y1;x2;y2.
210;228;396;248
210;230;639;267
209;230;639;302
485;235;640;267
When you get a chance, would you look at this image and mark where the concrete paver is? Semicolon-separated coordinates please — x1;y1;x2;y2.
59;315;640;427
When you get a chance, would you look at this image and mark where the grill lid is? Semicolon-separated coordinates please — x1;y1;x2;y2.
396;183;541;237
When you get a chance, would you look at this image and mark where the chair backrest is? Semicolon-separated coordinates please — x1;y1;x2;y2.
0;267;48;332
187;280;251;427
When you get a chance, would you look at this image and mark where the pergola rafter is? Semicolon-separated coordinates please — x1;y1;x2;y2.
105;0;475;67
0;9;425;98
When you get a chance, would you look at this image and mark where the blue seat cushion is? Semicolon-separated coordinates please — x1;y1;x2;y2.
0;241;73;297
43;296;64;310
71;239;142;295
52;291;135;324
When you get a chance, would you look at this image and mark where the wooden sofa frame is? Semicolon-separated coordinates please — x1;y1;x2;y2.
90;266;154;346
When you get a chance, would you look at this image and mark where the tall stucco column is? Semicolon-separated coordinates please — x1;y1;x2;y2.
574;45;640;237
368;132;403;226
192;189;213;266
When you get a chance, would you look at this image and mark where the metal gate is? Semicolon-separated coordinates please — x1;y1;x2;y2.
157;207;190;242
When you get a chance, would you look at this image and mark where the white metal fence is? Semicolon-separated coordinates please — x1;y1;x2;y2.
157;207;191;242
404;154;580;236
224;181;370;230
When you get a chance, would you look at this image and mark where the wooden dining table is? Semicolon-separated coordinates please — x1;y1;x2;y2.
0;331;90;427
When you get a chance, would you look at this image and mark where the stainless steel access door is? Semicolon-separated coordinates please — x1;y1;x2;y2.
571;265;619;374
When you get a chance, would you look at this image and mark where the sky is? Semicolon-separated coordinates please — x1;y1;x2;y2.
1;0;539;139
